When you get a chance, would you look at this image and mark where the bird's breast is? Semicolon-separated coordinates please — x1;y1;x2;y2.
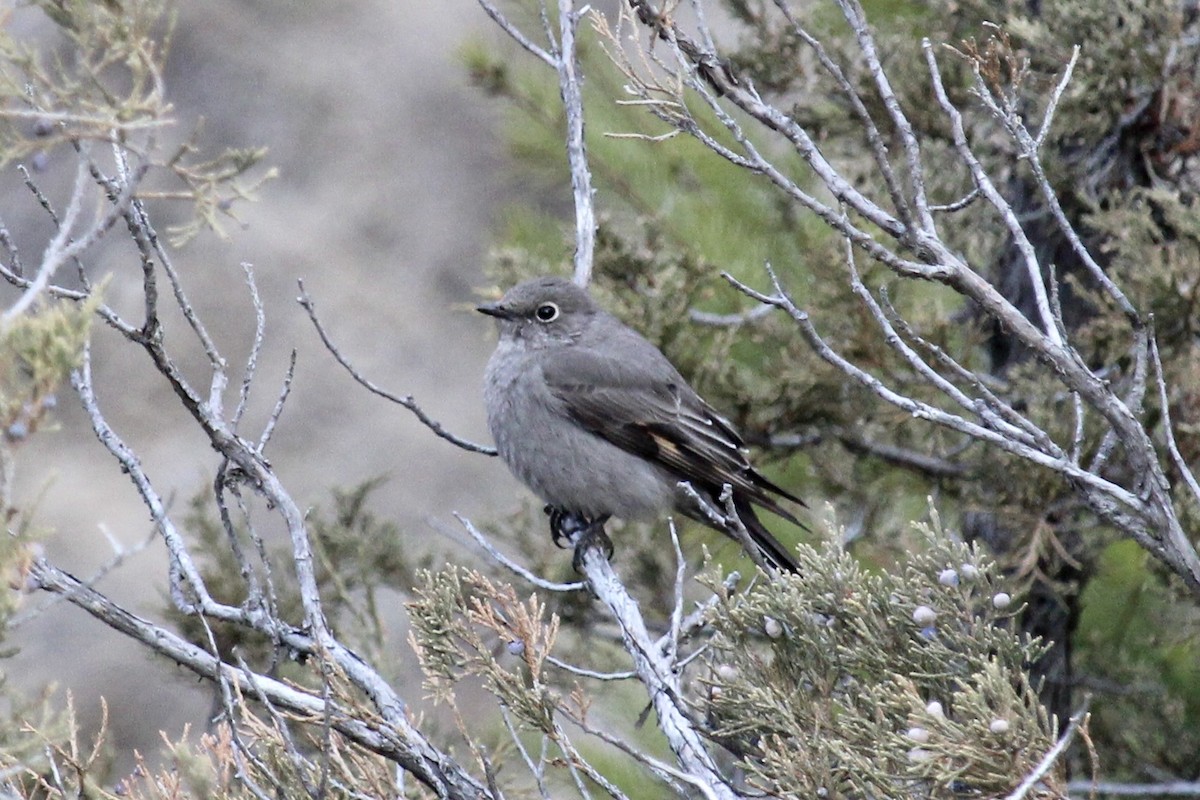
483;344;673;520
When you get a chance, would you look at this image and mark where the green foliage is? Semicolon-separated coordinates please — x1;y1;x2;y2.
0;686;71;789
702;521;1056;797
0;694;117;799
1075;540;1200;777
0;297;93;439
1000;0;1185;158
409;568;561;732
1086;188;1200;359
406;519;1057;797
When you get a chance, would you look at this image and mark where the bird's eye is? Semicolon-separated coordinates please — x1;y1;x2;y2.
535;302;559;322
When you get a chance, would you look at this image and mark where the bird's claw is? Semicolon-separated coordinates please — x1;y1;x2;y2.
544;506;613;570
571;522;613;573
544;505;575;549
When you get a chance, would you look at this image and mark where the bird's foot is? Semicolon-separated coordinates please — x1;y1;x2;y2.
544;505;573;549
571;521;613;573
544;506;613;571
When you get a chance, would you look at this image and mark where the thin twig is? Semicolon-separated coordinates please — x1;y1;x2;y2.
456;513;587;592
841;233;1053;451
1150;334;1200;508
498;707;552;800
297;281;496;455
666;518;686;666
771;0;914;228
565;707;711;796
475;0;557;67
676;480;771;573
233;262;266;431
2;151;91;328
1065;780;1200;797
981;45;1139;322
687;303;774;327
11;527;157;628
721;270;1147;514
834;0;932;232
929;187;980;213
833;428;968;479
71;344;212;614
924;40;1062;349
1003;701;1089;800
258;349;297;453
29;558;493;798
545;655;636;681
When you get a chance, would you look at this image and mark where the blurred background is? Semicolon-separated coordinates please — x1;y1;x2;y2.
7;0;527;769
9;0;1200;785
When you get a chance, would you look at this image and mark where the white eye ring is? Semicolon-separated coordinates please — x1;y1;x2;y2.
535;302;560;322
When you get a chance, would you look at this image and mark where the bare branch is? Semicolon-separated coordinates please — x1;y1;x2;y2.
1151;334;1200;509
565;707;712;796
475;0;557;67
1065;780;1200;797
722;271;1149;515
545;656;636;681
834;428;968;480
924;40;1063;349
569;528;744;800
833;0;933;232
258;349;297;453
687;303;774;327
71;344;215;614
297;281;497;455
928;187;980;214
233;262;267;431
555;0;597;286
498;707;553;800
665;518;686;667
2;146;143;331
770;0;914;227
456;513;587;592
972;45;1140;322
1003;702;1089;800
26;560;493;799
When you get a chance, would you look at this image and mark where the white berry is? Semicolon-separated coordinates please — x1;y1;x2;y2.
913;605;937;625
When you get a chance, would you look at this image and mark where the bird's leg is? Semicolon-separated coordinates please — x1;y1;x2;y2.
542;506;613;569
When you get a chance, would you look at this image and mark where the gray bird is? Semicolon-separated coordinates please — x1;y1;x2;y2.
478;275;804;572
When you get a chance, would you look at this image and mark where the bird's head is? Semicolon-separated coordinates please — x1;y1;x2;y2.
477;276;599;348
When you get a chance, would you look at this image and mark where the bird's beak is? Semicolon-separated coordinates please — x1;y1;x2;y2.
476;301;510;319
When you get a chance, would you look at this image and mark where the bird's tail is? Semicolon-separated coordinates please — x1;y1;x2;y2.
733;499;801;574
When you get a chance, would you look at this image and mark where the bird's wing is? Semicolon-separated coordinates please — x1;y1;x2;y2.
540;337;804;522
